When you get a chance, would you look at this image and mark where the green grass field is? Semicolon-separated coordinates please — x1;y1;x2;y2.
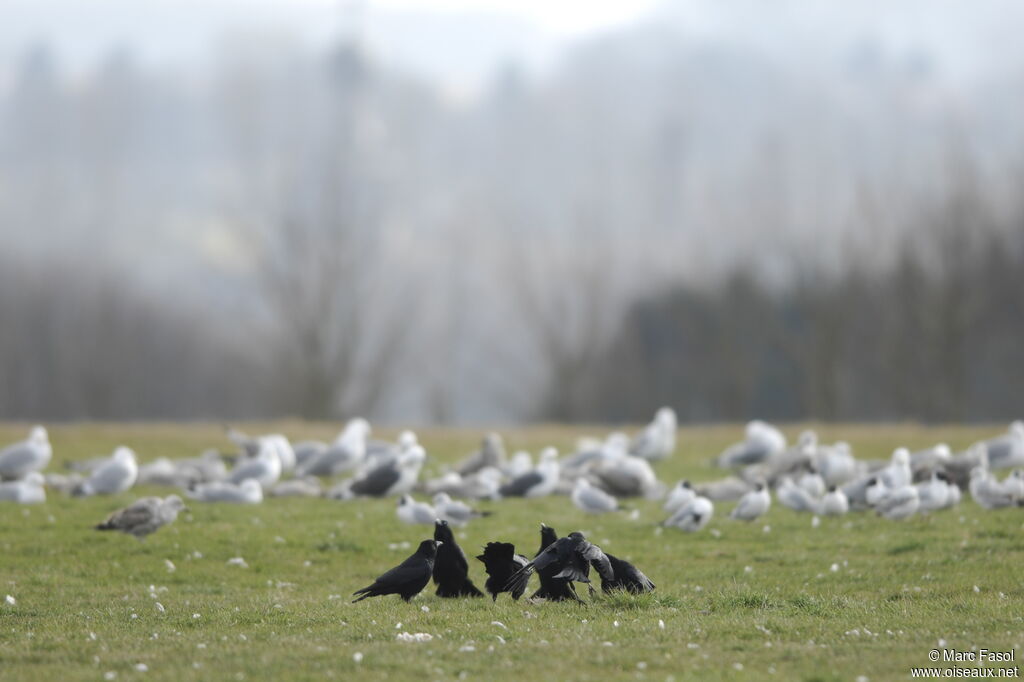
1;423;1022;681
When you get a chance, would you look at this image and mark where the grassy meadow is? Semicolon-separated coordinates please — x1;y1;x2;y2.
0;422;1022;681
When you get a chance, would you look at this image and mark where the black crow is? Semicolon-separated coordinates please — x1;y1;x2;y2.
476;542;530;601
530;524;581;602
432;520;484;598
352;539;439;603
601;553;655;594
508;531;613;597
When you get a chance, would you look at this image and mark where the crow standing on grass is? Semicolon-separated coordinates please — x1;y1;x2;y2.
476;542;530;601
601;553;656;594
508;530;613;597
530;524;581;602
432;520;484;598
352;539;440;603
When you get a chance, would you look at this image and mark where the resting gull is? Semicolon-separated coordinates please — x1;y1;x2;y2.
0;426;52;481
95;495;187;539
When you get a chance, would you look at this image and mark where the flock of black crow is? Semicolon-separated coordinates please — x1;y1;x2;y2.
352;520;654;604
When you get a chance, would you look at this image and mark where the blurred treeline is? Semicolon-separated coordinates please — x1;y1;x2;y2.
1;30;1022;423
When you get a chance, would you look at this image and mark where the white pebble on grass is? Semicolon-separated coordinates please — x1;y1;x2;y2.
353;652;363;663
104;672;116;680
227;557;248;569
192;613;201;620
491;621;507;630
155;603;165;613
135;663;148;672
164;560;176;573
636;662;647;670
5;595;15;606
659;620;665;630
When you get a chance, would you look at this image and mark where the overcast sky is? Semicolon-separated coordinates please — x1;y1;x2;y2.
3;0;1022;98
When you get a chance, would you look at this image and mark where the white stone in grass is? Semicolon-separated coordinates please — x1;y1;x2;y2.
830;563;839;572
491;621;507;630
193;613;201;619
659;619;666;630
155;603;165;613
811;516;820;529
164;560;176;573
744;566;753;574
733;662;744;671
613;620;620;628
353;652;363;663
395;623;402;629
135;663;148;672
421;605;430;613
227;557;248;568
4;595;14;606
973;585;980;593
602;641;614;647
762;525;771;533
458;645;475;652
104;672;116;680
637;662;647;670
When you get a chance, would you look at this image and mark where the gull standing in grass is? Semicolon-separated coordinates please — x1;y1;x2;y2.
74;447;138;496
95;495;187;539
630;407;677;461
729;483;770;521
498;448;559;498
980;421;1024;470
0;472;46;504
455;433;506;476
0;426;52;481
225;440;282;488
663;496;714;532
776;477;820;513
663;480;696;513
432;492;491;527
571;478;620;514
874;483;920;520
819;486;849;516
187;478;263;504
345;445;427;498
396;494;437;525
969;466;1017;509
915;472;952;513
716;420;786;468
297;418;370;477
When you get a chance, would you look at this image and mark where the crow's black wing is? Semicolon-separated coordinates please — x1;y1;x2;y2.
355;553;429;597
578;541;614;582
